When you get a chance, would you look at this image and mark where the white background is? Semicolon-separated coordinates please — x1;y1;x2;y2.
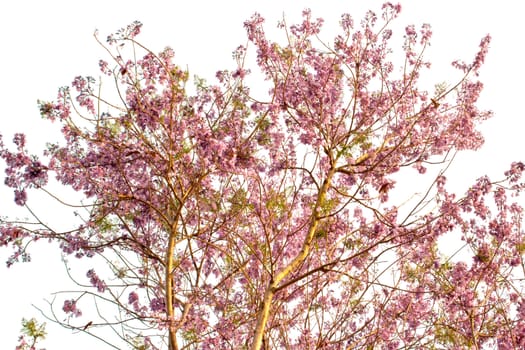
0;0;523;348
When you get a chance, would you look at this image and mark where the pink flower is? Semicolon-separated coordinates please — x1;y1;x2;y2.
63;299;82;317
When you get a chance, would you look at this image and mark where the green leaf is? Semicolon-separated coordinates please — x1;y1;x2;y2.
21;317;47;339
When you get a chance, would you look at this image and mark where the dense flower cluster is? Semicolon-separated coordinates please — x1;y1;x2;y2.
2;3;524;349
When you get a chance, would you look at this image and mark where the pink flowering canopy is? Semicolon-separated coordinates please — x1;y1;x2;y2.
2;4;525;349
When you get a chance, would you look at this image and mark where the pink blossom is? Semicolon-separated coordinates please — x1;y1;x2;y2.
62;299;82;317
1;7;523;350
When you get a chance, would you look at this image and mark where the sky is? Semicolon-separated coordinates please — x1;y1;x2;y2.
0;0;523;348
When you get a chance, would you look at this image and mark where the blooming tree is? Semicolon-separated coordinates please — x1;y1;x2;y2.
2;3;525;349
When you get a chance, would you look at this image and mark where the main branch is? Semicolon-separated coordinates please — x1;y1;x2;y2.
250;167;335;350
166;221;179;350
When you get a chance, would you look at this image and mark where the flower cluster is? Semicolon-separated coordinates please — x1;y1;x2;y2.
86;269;107;293
62;299;82;317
